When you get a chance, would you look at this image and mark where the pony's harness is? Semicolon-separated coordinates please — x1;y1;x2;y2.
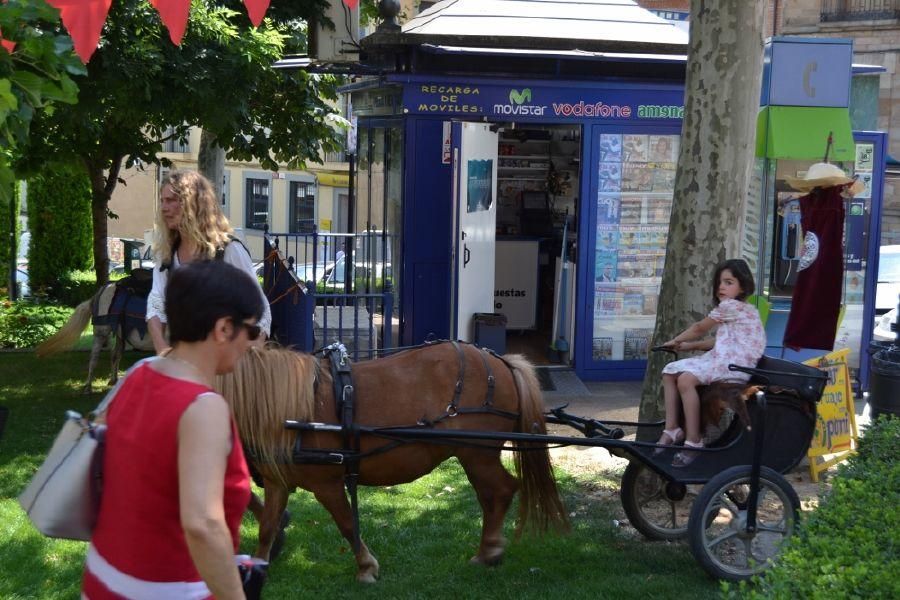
417;340;519;425
288;340;523;553
92;269;153;339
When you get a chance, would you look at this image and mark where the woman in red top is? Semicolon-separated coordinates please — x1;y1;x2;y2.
83;260;264;599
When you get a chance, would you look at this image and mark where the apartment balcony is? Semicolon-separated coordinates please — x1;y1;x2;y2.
821;0;900;22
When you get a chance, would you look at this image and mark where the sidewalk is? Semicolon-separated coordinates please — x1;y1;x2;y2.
540;372;872;429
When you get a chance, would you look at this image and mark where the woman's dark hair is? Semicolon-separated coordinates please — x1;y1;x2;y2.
165;261;264;344
712;258;755;305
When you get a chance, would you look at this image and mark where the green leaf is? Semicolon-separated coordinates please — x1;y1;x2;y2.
0;79;18;114
10;71;45;105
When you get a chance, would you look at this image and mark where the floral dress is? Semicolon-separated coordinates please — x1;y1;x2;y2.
661;299;767;384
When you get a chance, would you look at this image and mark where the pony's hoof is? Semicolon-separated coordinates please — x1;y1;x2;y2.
356;572;377;584
268;510;291;563
469;553;504;567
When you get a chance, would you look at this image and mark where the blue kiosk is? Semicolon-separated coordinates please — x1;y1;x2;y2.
344;8;885;385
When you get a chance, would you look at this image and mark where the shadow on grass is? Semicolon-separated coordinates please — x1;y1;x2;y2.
246;462;720;599
1;352;719;599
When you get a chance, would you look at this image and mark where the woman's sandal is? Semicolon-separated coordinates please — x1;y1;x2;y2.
652;427;685;456
672;440;704;467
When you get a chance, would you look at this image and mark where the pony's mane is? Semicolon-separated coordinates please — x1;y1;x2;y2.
216;346;318;484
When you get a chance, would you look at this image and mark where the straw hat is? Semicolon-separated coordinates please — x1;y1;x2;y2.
785;162;865;195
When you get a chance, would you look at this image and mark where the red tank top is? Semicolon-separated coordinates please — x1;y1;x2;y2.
89;364;250;584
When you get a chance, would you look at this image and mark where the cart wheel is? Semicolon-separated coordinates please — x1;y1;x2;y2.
688;465;800;581
621;460;698;541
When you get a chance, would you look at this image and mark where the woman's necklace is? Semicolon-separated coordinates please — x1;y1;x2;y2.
166;354;212;387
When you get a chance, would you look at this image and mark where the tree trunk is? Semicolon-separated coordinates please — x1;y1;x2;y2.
637;0;766;436
198;129;225;203
87;158;123;287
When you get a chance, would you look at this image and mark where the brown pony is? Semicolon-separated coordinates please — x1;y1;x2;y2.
217;343;569;583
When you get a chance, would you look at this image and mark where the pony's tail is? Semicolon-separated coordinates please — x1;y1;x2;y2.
505;354;570;535
36;299;92;357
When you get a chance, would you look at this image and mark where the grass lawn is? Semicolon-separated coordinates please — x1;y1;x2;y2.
0;351;721;599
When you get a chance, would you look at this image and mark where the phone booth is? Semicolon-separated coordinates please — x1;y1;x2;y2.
751;37;887;391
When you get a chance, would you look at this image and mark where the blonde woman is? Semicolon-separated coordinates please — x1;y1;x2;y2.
147;170;271;354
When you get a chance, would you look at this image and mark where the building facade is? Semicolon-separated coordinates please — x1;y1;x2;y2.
106;126;350;261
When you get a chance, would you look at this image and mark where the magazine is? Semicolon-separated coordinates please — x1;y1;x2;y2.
597;195;620;224
619;196;643;223
623;134;648;162
623;328;653;360
592;337;614;360
621;164;653;192
648;135;676;162
595;249;618;283
623;293;644;316
599;134;622;163
598;162;622;192
595;291;623;316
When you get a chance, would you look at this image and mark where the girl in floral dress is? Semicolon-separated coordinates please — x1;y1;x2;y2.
657;259;766;466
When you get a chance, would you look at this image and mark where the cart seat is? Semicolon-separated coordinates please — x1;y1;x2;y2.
748;355;828;404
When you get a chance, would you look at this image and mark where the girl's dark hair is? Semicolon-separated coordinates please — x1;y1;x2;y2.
165;260;264;344
712;258;755;305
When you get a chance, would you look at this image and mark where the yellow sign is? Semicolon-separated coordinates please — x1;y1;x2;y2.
804;348;858;481
317;172;349;187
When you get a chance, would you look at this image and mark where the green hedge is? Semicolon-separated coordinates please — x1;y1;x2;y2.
0;300;74;349
0;182;21;292
734;417;900;599
52;269;103;307
27;165;93;293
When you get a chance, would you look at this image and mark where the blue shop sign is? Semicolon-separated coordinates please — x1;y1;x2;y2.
402;82;684;121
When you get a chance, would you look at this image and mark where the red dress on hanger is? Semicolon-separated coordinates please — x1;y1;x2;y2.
783;185;846;350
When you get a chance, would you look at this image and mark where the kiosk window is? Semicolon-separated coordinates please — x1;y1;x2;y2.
592;133;679;361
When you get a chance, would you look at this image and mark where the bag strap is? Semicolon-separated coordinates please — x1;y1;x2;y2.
92;356;161;417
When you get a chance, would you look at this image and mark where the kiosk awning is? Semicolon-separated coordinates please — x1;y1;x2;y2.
756;106;855;162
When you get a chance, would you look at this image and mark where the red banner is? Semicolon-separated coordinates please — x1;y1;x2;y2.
47;0;274;63
150;0;191;45
244;0;271;27
0;28;15;54
47;0;113;63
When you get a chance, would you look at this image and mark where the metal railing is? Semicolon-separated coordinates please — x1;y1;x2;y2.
263;230;395;359
821;0;900;21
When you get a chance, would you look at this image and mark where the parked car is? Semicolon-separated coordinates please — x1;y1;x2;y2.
295;254;392;295
873;308;898;342
296;257;346;293
15;267;29;297
875;245;900;314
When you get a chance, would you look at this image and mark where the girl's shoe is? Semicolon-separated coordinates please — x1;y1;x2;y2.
672;440;704;467
652;427;684;455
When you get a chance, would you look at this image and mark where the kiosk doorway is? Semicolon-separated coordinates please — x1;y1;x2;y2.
494;124;581;365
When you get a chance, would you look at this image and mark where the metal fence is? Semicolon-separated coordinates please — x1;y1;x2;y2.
263;231;395;359
821;0;900;21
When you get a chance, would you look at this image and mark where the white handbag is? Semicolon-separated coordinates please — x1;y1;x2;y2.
17;412;106;540
18;357;155;541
